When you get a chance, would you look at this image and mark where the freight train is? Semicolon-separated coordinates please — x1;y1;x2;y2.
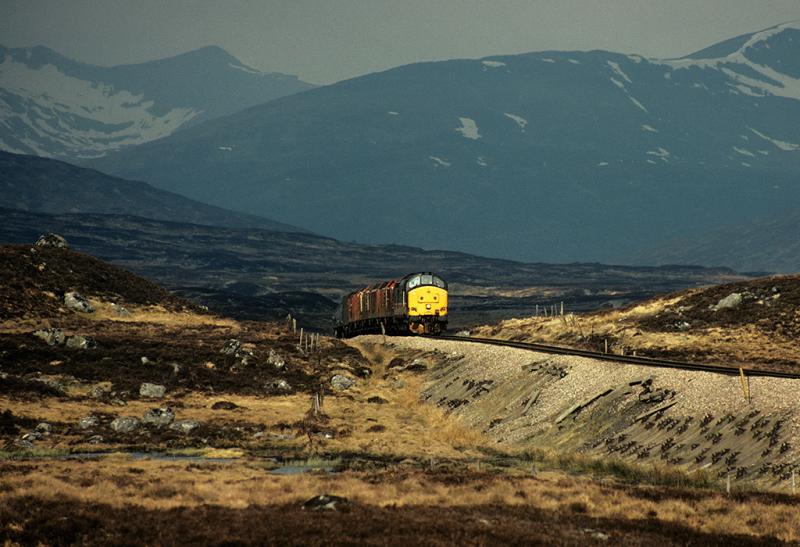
334;273;448;338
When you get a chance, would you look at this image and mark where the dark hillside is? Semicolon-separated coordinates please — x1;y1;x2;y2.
0;244;191;320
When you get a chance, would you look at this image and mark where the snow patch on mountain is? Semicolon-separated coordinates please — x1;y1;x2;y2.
660;22;800;101
641;124;658;133
647;147;671;161
227;62;262;75
629;97;648;112
481;60;506;68
733;146;755;157
455;117;481;140
749;127;800;151
503;112;527;130
429;156;451;167
0;57;200;158
607;61;632;83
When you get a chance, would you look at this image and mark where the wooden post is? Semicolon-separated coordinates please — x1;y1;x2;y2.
726;474;731;495
792;470;796;495
604;339;608;354
299;328;304;351
535;304;539;316
560;301;564;316
739;367;751;403
292;318;297;333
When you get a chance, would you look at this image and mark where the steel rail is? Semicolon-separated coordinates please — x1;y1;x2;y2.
432;334;800;380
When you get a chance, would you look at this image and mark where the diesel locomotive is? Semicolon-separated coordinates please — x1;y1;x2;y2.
334;272;448;338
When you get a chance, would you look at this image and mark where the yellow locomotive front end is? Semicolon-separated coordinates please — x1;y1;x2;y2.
404;273;448;335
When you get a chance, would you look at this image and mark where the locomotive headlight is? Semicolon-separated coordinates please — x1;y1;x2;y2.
426;304;431;309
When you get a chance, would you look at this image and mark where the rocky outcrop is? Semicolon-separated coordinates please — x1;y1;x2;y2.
330;374;356;391
33;328;65;346
34;233;68;249
110;416;140;433
64;291;95;313
142;407;175;428
139;383;166;399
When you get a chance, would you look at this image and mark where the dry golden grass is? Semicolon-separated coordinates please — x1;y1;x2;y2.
473;294;800;367
0;301;239;334
87;301;240;329
1;458;798;541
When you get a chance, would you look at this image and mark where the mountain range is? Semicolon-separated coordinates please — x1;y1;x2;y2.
0;44;314;160
0;151;303;232
87;22;800;269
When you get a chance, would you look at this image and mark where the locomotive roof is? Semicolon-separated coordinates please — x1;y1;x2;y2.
343;272;446;299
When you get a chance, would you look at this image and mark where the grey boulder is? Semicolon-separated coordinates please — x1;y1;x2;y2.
331;374;356;391
142;407;175;427
710;292;743;311
169;420;200;434
110;416;140;433
139;383;166;399
33;328;65;346
64;292;95;313
34;233;68;249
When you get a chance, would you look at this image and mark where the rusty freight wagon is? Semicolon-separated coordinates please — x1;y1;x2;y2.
334;273;448;338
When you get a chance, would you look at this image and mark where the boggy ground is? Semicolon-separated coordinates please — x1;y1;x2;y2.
2;245;799;545
472;273;800;373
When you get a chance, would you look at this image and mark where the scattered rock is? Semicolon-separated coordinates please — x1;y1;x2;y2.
110;416;140;433
64;291;95;313
211;401;239;410
455;330;471;336
88;386;108;399
110;303;131;317
367;424;386;432
139;383;166;399
141;357;152;365
220;339;241;355
169;420;200;434
11;439;35;450
33;377;66;393
87;435;104;444
405;358;428;373
267;349;286;370
65;335;97;349
389;377;406;390
78;416;100;430
710;292;743;311
302;494;351;511
142;407;175;428
32;328;66;346
367;396;388;404
34;233;68;249
272;379;292;392
331;374;356;391
35;422;54;435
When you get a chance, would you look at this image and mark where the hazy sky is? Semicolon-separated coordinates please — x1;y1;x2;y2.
2;0;799;84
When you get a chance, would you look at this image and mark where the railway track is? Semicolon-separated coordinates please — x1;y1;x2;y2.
433;334;800;380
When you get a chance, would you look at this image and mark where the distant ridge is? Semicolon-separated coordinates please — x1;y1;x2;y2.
0;151;307;233
0;44;315;160
89;22;800;267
